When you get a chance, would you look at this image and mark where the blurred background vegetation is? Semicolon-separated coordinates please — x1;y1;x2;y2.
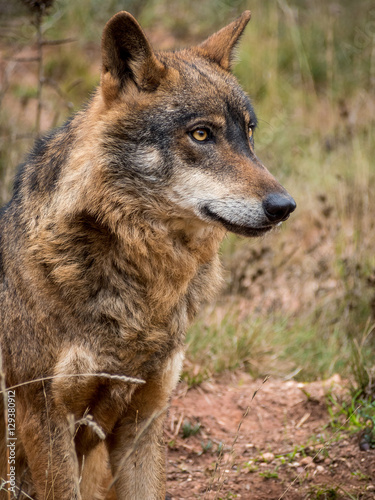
0;0;374;397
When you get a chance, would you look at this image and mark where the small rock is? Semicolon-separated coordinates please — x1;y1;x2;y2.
301;456;313;466
296;467;304;474
290;461;300;468
262;452;275;462
366;485;375;491
359;441;370;451
316;465;325;473
324;458;331;465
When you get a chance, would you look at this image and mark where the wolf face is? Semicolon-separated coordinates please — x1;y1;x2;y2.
99;11;296;239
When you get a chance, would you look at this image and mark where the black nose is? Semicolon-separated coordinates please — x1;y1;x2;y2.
263;193;296;223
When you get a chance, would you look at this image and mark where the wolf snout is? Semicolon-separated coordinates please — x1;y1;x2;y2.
263;193;296;223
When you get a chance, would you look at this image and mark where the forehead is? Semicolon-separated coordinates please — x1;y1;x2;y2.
158;50;256;125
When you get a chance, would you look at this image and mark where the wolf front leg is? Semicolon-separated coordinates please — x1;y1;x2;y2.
106;351;183;500
107;404;167;500
18;403;82;500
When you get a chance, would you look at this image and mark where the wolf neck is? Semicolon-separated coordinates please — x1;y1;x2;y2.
114;212;224;317
31;177;224;333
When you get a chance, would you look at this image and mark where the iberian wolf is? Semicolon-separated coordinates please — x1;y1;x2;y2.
0;10;295;499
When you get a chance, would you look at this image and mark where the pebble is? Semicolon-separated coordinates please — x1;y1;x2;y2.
366;485;375;492
301;456;314;466
262;452;275;462
360;442;370;451
289;461;300;468
316;465;325;473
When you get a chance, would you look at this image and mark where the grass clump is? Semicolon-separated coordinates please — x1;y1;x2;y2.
181;419;201;439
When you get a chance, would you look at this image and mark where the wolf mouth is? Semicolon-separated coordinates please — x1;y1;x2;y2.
201;206;273;237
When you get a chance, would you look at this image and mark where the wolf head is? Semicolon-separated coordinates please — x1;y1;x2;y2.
99;11;296;237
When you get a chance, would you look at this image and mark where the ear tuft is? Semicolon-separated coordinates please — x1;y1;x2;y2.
199;11;251;71
101;11;166;103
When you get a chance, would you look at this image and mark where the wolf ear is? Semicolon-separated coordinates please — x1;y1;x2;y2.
101;11;166;103
199;11;251;71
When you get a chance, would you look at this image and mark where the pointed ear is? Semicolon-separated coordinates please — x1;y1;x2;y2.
199;11;251;71
101;11;166;104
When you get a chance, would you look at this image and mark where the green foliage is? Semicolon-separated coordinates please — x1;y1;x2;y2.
181;366;210;388
308;484;360;500
181;419;201;439
12;84;38;100
308;485;339;500
244;461;259;473
199;440;213;454
259;470;279;479
351;470;370;481
186;305;373;384
216;492;238;500
185;309;266;376
327;392;375;450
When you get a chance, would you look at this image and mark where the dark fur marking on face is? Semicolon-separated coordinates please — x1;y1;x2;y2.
164;56;258;164
177;58;220;87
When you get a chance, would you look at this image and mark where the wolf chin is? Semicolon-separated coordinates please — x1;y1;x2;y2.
0;10;295;500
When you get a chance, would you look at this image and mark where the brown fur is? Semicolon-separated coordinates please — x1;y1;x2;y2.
0;11;295;499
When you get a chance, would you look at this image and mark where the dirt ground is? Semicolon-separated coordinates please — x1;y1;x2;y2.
165;373;375;499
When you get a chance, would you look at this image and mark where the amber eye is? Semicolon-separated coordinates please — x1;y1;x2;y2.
248;127;253;140
191;129;209;142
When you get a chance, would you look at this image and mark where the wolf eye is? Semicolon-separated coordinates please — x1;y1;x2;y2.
191;128;209;142
248;127;253;140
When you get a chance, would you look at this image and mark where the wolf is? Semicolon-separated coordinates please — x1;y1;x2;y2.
0;10;295;500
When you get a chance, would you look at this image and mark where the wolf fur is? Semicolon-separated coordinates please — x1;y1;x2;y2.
0;10;295;500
